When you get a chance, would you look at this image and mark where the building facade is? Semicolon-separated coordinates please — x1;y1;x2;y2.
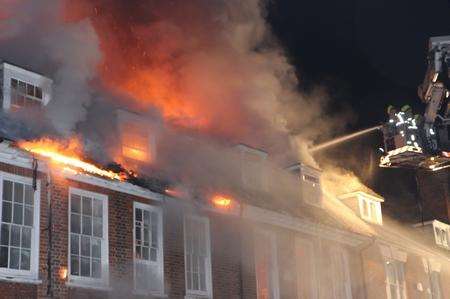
0;63;449;299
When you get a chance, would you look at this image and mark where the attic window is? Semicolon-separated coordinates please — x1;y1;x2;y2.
121;122;150;162
433;221;450;249
359;196;382;224
10;78;43;109
302;174;319;186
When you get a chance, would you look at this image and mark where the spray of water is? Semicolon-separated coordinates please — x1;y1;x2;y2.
309;125;382;153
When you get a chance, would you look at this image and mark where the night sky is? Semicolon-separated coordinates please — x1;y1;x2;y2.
268;0;450;220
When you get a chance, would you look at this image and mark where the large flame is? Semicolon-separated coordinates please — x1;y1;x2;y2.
18;137;122;180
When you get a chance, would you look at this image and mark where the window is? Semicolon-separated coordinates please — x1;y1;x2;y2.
433;221;449;248
295;238;316;299
184;215;212;297
10;78;43;109
68;188;108;286
121;122;151;162
255;230;279;299
133;202;163;294
330;248;352;299
359;197;382;224
385;260;406;299
430;270;442;299
0;173;39;280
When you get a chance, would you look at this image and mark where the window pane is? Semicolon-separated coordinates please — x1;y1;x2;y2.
193;271;199;290
21;227;31;249
150;248;157;262
136;208;142;222
82;197;92;215
135;246;142;259
0;246;8;267
80;236;90;257
3;180;12;202
24;205;33;227
13;183;23;203
144;227;149;246
1;224;9;246
71;214;81;234
10;79;17;89
92;238;101;258
20;249;30;270
71;255;79;275
80;257;90;277
142;247;149;260
35;87;42;99
13;204;23;225
18;81;26;93
93;199;102;218
92;258;101;278
24;185;34;206
26;84;34;96
71;195;81;213
135;225;141;242
143;210;150;226
10;247;20;269
2;202;12;223
93;217;102;238
11;225;20;247
70;234;79;255
200;272;206;291
82;215;92;235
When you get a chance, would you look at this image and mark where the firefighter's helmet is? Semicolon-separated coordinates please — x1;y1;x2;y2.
387;105;396;114
401;105;412;113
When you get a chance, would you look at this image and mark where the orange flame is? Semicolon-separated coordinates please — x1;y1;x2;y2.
18;137;122;180
211;195;232;208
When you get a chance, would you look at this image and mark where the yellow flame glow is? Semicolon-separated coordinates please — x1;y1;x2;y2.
18;138;122;180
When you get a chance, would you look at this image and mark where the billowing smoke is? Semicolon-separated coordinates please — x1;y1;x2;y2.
0;0;358;191
0;0;100;134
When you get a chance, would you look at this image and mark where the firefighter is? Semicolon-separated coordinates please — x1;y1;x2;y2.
401;104;413;120
384;105;398;151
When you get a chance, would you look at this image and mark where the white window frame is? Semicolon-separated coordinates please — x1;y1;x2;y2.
384;260;407;299
183;215;213;298
133;201;164;295
358;197;382;224
0;172;40;281
432;221;449;249
255;229;280;299
330;247;352;299
67;187;109;288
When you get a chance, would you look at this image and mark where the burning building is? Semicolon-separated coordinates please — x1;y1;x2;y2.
0;1;450;298
0;61;449;299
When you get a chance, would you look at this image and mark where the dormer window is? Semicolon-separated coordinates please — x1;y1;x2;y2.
0;62;52;111
287;163;323;208
433;220;450;249
10;78;43;109
116;109;155;164
339;191;383;225
359;196;382;224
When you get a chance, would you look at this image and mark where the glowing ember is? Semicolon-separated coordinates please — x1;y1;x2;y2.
211;195;232;208
59;267;68;280
18;138;122;180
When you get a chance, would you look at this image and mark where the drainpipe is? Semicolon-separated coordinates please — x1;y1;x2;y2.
46;167;53;297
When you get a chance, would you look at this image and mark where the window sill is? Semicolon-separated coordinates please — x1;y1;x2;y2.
185;293;212;299
133;290;167;298
0;275;42;285
66;281;111;291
